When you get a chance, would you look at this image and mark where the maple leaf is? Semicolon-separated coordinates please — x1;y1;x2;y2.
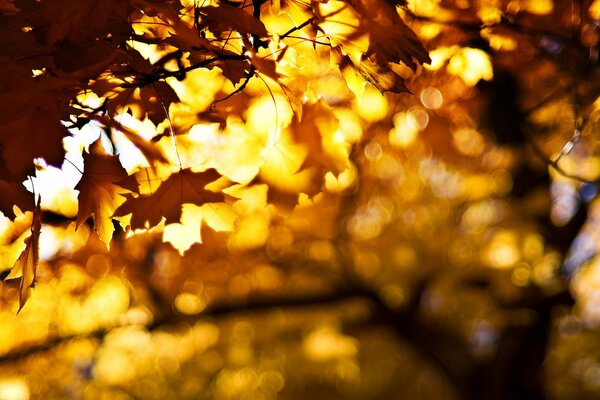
215;57;250;86
249;50;279;80
75;139;138;245
291;100;348;177
5;196;41;313
0;105;69;180
92;115;168;165
23;0;131;46
0;179;34;220
353;0;431;69
163;202;235;255
315;0;429;93
90;77;180;126
0;61;77;179
114;168;225;230
198;3;269;37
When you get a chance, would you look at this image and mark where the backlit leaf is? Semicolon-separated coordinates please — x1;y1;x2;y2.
198;3;269;36
75;139;138;245
5;196;41;313
114;168;225;230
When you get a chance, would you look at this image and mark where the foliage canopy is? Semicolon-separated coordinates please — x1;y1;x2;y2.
0;0;599;398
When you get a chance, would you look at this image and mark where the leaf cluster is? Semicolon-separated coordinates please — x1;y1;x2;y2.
0;0;430;309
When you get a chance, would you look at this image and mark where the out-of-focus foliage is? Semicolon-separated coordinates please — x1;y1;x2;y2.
0;0;599;399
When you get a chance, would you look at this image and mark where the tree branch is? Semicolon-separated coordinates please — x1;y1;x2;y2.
0;286;359;364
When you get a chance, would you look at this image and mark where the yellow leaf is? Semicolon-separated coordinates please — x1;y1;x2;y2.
163;202;236;255
163;203;204;255
5;197;41;313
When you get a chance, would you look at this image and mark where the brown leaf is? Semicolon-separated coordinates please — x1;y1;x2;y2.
316;0;429;93
216;58;250;86
5;196;41;313
75;139;138;244
0;179;34;220
249;51;279;80
199;3;269;36
90;77;180;126
0;105;69;180
114;168;225;230
354;0;431;69
92;115;169;165
24;0;130;46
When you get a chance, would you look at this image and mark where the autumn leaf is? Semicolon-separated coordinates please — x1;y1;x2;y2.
23;0;130;46
92;115;168;165
198;3;269;37
90;77;180;126
315;0;429;93
341;54;410;94
75;139;138;245
0;179;34;220
5;196;41;313
0;104;69;180
163;202;236;255
292;101;347;174
355;0;430;69
249;50;279;80
114;168;225;230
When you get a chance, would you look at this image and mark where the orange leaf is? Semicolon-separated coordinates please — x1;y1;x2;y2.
5;196;41;313
75;139;138;244
357;0;430;69
199;4;269;36
114;168;224;230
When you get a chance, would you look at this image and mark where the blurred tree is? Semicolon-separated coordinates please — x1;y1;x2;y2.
0;0;599;399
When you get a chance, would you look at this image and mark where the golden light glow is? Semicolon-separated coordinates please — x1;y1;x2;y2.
174;292;206;315
478;4;503;25
228;211;271;250
492;169;513;194
0;378;29;400
531;252;559;286
389;113;419;148
425;46;455;71
484;230;520;269
591;0;600;19
420;86;443;109
303;325;358;361
333;108;363;143
522;233;544;261
512;264;531;286
508;0;553;15
357;85;388;122
453;127;485;156
447;48;494;86
481;28;518;51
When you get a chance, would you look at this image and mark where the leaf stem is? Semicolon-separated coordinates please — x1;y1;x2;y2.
64;158;84;175
152;83;183;170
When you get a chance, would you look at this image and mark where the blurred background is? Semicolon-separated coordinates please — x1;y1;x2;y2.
1;0;599;399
